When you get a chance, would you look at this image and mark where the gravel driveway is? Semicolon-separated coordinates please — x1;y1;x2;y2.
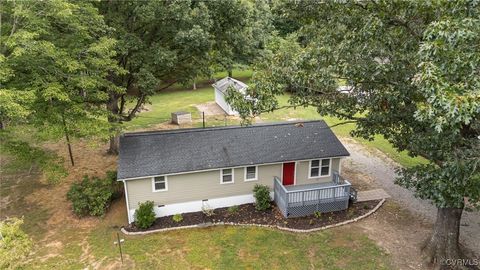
340;138;480;258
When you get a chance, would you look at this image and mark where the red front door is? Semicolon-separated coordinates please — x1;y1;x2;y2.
282;162;295;186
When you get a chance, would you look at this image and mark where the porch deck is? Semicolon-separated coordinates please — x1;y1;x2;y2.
284;182;340;192
274;172;351;218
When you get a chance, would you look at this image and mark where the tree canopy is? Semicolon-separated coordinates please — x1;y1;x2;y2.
1;0;120;138
97;0;273;153
226;1;479;266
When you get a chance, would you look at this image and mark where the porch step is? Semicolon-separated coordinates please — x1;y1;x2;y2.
356;189;391;202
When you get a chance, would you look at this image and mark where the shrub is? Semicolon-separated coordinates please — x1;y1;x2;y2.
67;172;120;217
202;203;215;217
172;214;183;223
253;184;271;211
314;211;322;219
135;201;156;229
105;170;123;199
227;205;239;214
0;218;33;270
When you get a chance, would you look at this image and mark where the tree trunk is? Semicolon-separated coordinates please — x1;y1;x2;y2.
107;93;120;155
423;207;467;270
61;114;75;166
193;80;196;90
108;134;119;155
228;69;233;77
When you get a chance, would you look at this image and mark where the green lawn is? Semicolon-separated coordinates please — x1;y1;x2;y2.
125;87;213;130
88;226;390;269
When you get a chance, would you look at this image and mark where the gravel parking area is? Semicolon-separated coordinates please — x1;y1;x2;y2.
340;138;480;259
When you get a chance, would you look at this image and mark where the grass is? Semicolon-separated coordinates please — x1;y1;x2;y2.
87;223;390;269
125;87;213;130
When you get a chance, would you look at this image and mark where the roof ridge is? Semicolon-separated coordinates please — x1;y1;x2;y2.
123;120;326;137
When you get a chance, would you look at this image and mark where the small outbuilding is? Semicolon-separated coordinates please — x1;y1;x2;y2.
171;111;192;125
212;77;248;115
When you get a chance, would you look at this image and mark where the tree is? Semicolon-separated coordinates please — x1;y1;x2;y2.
205;0;273;77
0;218;33;269
227;1;479;268
1;0;120;165
98;0;214;153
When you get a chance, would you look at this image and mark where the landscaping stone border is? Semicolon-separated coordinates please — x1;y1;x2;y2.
121;199;386;235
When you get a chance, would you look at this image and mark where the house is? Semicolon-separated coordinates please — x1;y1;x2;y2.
212;77;248;115
118;120;352;224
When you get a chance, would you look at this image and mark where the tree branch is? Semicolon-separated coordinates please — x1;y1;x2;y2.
124;93;145;121
157;80;177;92
328;120;358;128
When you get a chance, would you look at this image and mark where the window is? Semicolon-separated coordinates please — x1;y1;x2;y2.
153;176;167;192
244;166;257;181
221;168;234;184
309;159;330;178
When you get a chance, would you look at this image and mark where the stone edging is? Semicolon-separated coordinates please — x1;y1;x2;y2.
121;198;386;236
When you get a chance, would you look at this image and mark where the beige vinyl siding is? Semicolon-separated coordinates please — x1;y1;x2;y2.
126;164;282;210
295;158;341;185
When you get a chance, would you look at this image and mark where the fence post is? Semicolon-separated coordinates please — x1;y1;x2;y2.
202;112;205;128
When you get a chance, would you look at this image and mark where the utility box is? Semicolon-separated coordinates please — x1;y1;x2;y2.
171;111;192;125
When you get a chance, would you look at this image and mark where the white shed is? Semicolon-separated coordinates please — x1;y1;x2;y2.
212;77;248;115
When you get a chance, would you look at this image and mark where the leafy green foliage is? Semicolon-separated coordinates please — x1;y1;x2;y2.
1;0;121;141
313;211;322;219
253;184;271;211
67;171;121;217
96;1;272;150
97;1;213;128
134;201;156;229
206;0;273;74
172;214;183;223
0;218;33;270
226;2;479;261
229;1;480;210
228;205;240;214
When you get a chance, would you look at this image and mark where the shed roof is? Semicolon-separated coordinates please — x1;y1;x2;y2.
212;77;248;94
118;120;350;180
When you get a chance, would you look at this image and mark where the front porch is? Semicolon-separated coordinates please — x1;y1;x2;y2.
273;172;352;218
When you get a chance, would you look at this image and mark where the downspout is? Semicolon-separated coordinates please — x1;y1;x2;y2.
123;180;132;224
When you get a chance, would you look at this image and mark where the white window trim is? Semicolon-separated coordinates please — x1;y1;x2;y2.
220;168;235;184
152;176;168;192
308;158;331;179
244;165;258;182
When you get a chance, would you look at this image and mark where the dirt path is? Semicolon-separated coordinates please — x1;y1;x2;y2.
340;138;480;260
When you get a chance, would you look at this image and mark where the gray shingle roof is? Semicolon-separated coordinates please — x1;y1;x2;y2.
212;77;248;94
118;120;350;180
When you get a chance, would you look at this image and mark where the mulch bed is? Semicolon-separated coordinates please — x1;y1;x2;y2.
124;200;381;232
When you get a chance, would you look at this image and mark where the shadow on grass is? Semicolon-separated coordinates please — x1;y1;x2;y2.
0;160;51;240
